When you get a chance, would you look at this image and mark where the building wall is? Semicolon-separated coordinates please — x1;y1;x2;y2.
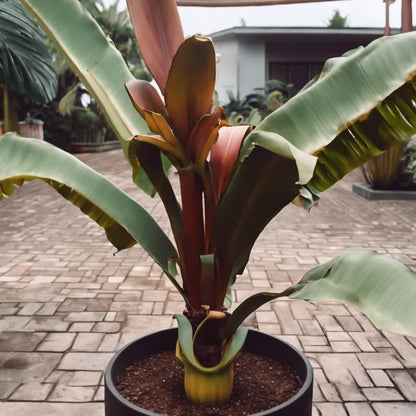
212;29;384;104
237;40;266;100
213;38;239;104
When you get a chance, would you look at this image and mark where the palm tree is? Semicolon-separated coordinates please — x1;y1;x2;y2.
92;0;150;80
0;0;57;132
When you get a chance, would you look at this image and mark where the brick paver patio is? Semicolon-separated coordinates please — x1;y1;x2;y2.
1;149;415;416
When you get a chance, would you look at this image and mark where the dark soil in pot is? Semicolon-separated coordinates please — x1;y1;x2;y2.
105;328;313;416
116;349;301;416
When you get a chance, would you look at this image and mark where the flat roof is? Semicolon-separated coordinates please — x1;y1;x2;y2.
208;26;400;40
177;0;342;5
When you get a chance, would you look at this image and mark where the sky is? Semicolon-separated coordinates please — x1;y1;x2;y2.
108;1;415;36
176;0;414;36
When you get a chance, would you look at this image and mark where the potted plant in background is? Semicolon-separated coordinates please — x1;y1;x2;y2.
0;0;57;133
1;0;416;415
17;113;44;139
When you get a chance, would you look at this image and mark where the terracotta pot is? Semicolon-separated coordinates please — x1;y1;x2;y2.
105;328;313;416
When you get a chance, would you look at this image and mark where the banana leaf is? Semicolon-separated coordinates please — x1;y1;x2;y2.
225;250;416;339
0;133;184;299
18;0;149;170
251;32;416;192
213;32;416;294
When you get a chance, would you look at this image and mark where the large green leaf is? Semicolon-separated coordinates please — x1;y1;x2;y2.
0;0;57;103
212;146;309;305
290;250;416;337
225;250;416;339
251;31;416;192
0;133;180;286
130;140;185;272
213;32;416;302
18;0;148;154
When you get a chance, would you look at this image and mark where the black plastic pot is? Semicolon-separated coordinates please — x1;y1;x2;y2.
105;328;313;416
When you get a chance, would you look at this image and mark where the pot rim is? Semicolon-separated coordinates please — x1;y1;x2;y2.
105;327;313;416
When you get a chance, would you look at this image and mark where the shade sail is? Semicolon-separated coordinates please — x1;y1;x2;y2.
177;0;343;6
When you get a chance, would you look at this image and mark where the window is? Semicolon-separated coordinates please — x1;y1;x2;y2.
269;62;323;94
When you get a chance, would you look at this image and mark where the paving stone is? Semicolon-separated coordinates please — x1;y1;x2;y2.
92;322;120;333
319;383;341;402
93;385;104;401
290;301;315;319
104;311;117;321
315;314;343;332
98;333;120;352
304;345;332;353
354;314;378;333
336;316;362;332
37;302;60;315
273;302;303;335
345;402;376;416
37;333;76;352
337;384;366;402
10;381;53;401
257;322;281;335
299;320;324;336
0;381;20;399
152;301;165;315
368;369;394;387
387;369;416;400
315;402;348;416
349;332;377;352
58;352;113;371
24;317;70;332
2;402;103;416
330;341;360;352
44;370;65;384
317;353;372;388
141;289;168;302
110;300;152;313
163;301;184;315
48;384;97;402
68;371;102;386
0;276;21;282
0;352;61;384
68;322;95;332
358;353;403;369
122;315;173;337
382;332;416;367
362;387;404;401
255;311;278;323
372;402;416;416
326;332;351;342
0;332;45;351
72;333;104;351
18;303;43;315
65;312;106;322
0;316;32;332
0;304;19;315
300;336;328;347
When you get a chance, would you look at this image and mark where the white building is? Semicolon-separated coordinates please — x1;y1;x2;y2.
210;27;397;104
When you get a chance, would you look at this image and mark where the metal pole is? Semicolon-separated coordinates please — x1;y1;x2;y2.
385;0;391;35
402;0;413;32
